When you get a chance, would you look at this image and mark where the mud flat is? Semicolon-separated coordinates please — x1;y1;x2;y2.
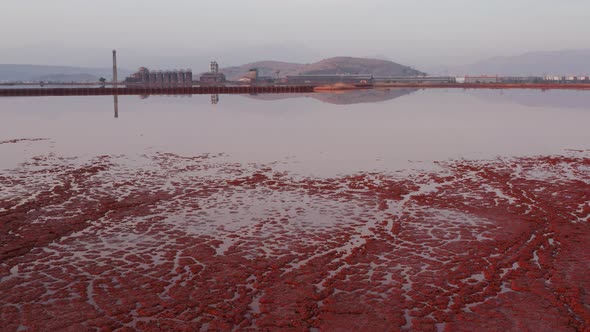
1;143;589;331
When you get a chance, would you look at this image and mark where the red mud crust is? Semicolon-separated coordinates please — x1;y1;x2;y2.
0;152;589;331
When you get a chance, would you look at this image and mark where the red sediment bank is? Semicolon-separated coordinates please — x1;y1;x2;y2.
0;150;589;331
315;82;590;92
314;83;373;91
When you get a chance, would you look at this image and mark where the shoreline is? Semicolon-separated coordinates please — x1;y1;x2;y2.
315;82;590;91
1;82;590;97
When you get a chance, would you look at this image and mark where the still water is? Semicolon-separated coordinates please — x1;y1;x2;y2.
1;88;589;175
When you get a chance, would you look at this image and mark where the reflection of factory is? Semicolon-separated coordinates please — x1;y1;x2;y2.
200;61;226;84
125;67;193;86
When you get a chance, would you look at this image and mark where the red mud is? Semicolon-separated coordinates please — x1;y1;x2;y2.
0;151;589;331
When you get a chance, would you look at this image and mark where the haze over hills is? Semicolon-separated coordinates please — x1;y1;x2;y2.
1;57;422;82
0;64;132;82
434;49;590;76
3;48;590;82
219;57;425;80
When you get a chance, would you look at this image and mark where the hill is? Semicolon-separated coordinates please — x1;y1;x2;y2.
444;49;590;76
220;57;424;80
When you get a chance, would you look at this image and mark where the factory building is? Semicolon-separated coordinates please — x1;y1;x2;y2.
200;73;226;84
285;75;374;85
200;61;226;84
210;61;219;73
464;75;499;83
498;76;544;83
125;67;192;86
373;76;456;83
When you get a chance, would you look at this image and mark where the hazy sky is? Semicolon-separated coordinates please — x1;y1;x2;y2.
1;0;589;69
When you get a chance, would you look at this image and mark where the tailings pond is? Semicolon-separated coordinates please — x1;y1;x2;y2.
1;89;589;331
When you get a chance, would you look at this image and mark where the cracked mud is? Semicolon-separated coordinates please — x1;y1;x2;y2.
1;149;589;331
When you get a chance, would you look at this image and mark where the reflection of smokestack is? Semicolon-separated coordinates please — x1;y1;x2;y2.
114;95;119;118
112;50;118;88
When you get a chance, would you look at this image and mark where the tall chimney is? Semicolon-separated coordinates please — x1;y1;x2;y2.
112;50;118;88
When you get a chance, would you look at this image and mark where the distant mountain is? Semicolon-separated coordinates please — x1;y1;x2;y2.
443;49;590;76
0;64;132;82
219;57;424;80
38;73;101;82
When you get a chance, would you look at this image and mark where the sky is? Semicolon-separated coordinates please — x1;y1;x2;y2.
1;0;589;70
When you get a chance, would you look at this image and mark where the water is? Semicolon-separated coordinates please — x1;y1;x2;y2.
1;88;589;331
1;89;589;176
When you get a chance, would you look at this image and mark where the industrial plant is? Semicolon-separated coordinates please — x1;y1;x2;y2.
199;61;226;84
124;67;193;87
2;50;590;97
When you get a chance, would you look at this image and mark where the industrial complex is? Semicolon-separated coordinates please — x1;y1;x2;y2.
124;67;193;87
1;50;590;96
121;65;590;88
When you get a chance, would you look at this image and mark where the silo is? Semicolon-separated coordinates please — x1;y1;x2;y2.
156;71;163;85
163;71;170;85
178;70;185;85
170;71;178;85
185;70;193;85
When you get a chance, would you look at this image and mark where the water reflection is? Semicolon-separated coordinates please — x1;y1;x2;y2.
469;89;590;109
113;94;119;118
242;88;590;108
2;89;590;176
303;88;590;107
119;88;418;107
110;88;590;121
246;88;418;105
314;88;417;104
211;94;219;104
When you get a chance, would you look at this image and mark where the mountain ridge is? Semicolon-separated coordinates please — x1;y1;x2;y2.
437;49;590;76
0;64;132;82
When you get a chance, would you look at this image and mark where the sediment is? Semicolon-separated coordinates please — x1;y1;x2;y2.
1;149;589;331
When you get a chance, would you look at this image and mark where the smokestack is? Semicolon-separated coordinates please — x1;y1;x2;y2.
112;50;118;88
